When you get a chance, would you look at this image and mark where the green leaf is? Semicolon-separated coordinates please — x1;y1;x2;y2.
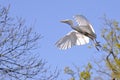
115;43;120;49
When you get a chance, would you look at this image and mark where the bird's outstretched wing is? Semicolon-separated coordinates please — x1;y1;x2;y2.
73;15;95;33
55;30;89;50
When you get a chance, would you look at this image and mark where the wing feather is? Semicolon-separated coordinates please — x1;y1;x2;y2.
55;30;89;50
73;15;89;26
73;15;95;33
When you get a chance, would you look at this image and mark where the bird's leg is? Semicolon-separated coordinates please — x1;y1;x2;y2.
95;39;101;47
93;39;101;51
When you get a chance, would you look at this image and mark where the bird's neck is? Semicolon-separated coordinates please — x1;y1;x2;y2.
71;26;80;32
70;23;76;30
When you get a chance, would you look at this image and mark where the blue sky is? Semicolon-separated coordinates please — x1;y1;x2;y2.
1;0;120;79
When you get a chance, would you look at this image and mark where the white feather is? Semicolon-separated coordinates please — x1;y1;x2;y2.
74;15;95;33
55;30;89;50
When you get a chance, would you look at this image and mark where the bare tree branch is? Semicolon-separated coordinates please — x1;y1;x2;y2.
0;5;59;80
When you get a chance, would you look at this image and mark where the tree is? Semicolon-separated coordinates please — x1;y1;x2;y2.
0;5;59;80
99;16;120;80
64;15;120;80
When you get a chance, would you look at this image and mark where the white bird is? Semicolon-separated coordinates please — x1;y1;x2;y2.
55;15;100;50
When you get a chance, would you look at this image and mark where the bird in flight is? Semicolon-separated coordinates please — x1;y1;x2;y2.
55;15;100;50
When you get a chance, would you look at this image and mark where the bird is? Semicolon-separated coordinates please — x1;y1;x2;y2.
55;15;100;50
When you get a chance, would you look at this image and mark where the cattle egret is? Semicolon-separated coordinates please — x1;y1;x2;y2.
55;15;100;50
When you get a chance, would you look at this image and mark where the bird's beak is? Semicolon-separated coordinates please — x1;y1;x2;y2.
60;20;68;23
60;19;72;26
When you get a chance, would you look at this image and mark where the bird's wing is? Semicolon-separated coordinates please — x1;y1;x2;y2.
73;15;95;33
55;30;89;50
73;15;89;26
89;24;95;33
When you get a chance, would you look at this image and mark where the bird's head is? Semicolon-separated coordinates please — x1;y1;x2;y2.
60;19;73;26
